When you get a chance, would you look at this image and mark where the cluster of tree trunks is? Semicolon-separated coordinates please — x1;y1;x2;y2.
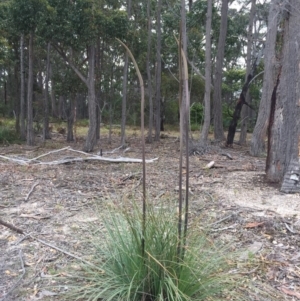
265;0;300;183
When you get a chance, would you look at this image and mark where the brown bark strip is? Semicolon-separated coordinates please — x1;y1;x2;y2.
266;70;281;173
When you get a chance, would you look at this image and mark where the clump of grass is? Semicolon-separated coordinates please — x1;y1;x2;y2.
66;204;243;301
0;126;19;144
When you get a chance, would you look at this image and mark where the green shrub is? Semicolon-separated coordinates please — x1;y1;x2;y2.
222;103;234;128
190;102;203;126
0;126;18;144
66;204;244;301
190;123;199;131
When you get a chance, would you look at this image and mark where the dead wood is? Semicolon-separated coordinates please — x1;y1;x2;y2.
0;218;24;234
24;182;39;201
0;146;158;165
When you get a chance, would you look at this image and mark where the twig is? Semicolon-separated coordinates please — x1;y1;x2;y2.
0;218;104;272
0;218;24;234
102;145;124;154
24;182;39;201
211;224;238;232
221;152;233;160
0;250;25;301
285;223;296;234
210;211;241;226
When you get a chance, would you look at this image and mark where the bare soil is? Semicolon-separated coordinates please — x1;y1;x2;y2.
1;132;300;300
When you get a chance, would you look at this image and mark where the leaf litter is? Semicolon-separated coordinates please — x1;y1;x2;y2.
0;134;300;300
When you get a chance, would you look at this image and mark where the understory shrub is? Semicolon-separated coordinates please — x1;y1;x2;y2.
66;204;245;301
0;126;18;144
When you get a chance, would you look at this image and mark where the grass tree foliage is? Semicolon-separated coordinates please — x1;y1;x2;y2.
67;205;242;301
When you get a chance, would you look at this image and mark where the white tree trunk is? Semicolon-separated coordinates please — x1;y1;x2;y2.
27;31;34;146
213;0;228;142
250;0;280;156
239;0;256;145
146;0;153;143
84;45;97;152
266;0;300;182
200;0;213;143
155;0;162;141
20;34;26;140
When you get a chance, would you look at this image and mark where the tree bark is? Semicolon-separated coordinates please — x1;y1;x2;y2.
66;94;75;142
213;0;229;142
239;0;256;145
20;34;26;140
26;31;34;146
189;0;193;12
120;0;132;146
121;53;129;145
14;45;20;135
180;0;188;145
154;0;162;141
200;0;213;143
250;0;280;156
266;2;300;183
146;0;153;143
226;57;259;146
43;43;51;140
50;63;57;118
84;45;97;152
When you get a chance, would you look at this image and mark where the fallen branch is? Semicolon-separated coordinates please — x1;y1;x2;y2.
0;146;158;165
38;156;158;165
0;218;24;234
28;146;71;162
24;182;39;201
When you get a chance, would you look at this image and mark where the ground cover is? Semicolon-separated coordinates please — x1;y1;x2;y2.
0;129;300;300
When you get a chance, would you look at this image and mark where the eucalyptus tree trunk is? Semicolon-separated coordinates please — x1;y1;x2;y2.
154;0;162;141
66;94;75;142
250;0;280;156
14;45;20;134
26;31;34;146
180;0;188;145
20;34;25;140
108;65;114;144
120;0;132;146
200;0;213;143
43;43;51;140
95;38;102;140
189;0;193;11
266;1;300;183
239;0;256;145
213;0;229;142
84;45;97;152
121;53;129;145
49;64;57;118
146;0;153;143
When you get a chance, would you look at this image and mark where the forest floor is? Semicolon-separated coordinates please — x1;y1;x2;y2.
0;129;300;300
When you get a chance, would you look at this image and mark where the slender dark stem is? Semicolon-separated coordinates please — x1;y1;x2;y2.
177;24;183;260
116;38;146;257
